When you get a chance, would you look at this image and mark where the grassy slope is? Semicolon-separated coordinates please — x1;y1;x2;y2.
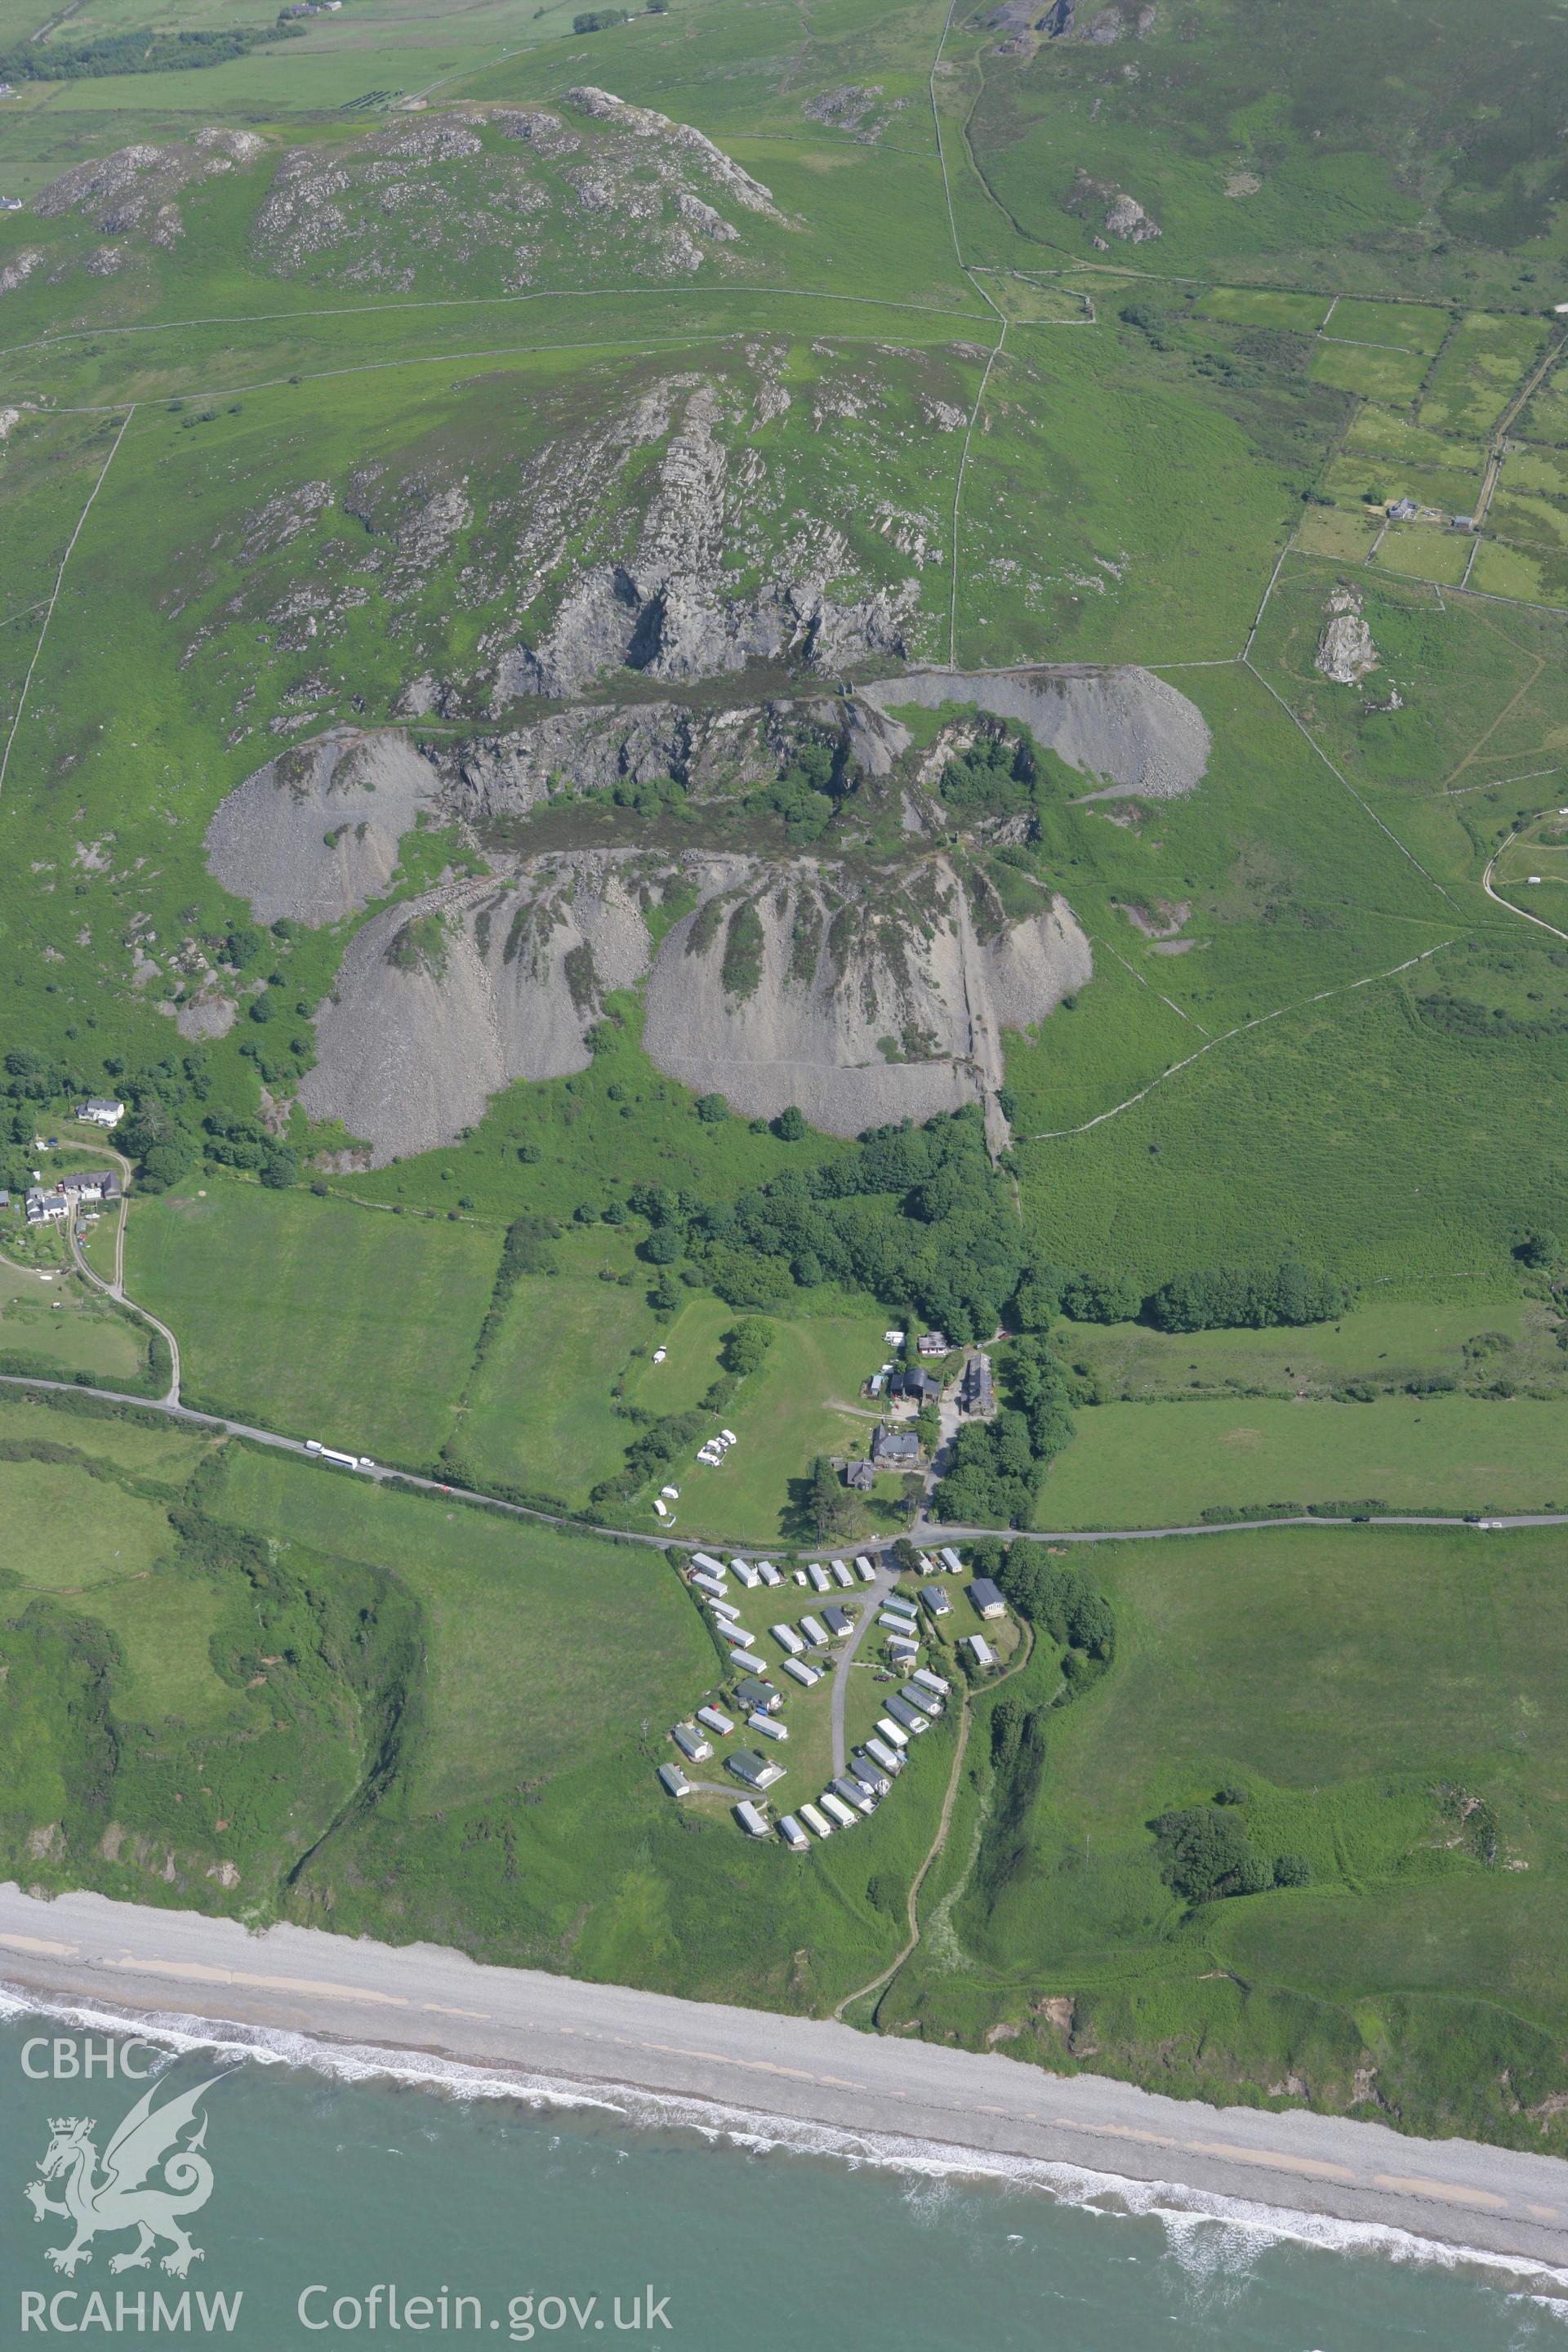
882;1521;1568;2147
1035;1394;1568;1526
125;1176;500;1460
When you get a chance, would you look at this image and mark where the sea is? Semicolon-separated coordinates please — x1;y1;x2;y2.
2;1996;1565;2351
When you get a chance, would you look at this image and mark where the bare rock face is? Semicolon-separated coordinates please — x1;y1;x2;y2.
297;848;1092;1160
33;130;266;260
493;385;918;701
1315;586;1379;685
859;666;1210;801
297;857;654;1158
204;731;442;926
1103;190;1161;242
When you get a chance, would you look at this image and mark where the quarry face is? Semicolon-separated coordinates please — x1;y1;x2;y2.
206;663;1210;1162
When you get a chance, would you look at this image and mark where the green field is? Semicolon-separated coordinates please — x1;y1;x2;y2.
0;1249;147;1385
880;1521;1568;2146
211;1444;715;1806
1036;1392;1567;1525
126;1178;500;1461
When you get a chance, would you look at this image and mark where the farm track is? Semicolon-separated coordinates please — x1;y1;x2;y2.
832;1621;1035;2023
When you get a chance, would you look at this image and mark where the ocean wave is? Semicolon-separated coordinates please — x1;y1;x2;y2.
5;1979;1567;2301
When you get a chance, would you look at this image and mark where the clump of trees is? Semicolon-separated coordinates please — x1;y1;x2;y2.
0;23;301;80
1143;1260;1348;1332
931;1340;1075;1526
1153;1798;1313;1904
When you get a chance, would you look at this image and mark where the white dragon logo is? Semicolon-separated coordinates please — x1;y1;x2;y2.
24;2075;221;2278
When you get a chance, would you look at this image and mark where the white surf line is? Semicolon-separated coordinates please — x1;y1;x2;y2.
1241;656;1460;907
0;403;132;802
1020;940;1453;1141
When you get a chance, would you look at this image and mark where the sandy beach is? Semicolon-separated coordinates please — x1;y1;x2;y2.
1;1881;1562;2275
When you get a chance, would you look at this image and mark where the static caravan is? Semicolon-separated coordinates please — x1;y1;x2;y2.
777;1815;809;1852
854;1556;877;1583
832;1775;877;1816
865;1736;903;1778
876;1717;910;1750
691;1572;728;1601
720;1429;738;1446
878;1613;916;1636
911;1668;951;1698
882;1594;919;1619
940;1547;964;1575
800;1615;830;1648
885;1696;927;1735
732;1559;763;1588
965;1634;996;1668
710;1597;742;1622
690;1553;726;1578
726;1749;785;1791
719;1620;758;1648
670;1723;713;1763
901;1683;942;1719
735;1674;782;1713
822;1606;853;1639
734;1801;771;1838
780;1657;822;1689
657;1762;691;1799
849;1753;891;1796
758;1561;783;1588
727;1653;764;1677
750;1710;789;1743
819;1790;859;1830
920;1584;952;1618
830;1560;854;1588
653;1499;668;1518
807;1563;831;1594
697;1705;735;1736
771;1622;807;1656
798;1802;835;1840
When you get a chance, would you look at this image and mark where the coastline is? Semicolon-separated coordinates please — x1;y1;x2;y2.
2;1881;1564;2280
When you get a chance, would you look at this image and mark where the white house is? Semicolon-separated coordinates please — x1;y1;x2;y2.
77;1100;125;1129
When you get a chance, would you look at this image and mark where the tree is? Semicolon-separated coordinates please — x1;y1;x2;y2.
1273;1852;1312;1888
1518;1229;1562;1271
720;1320;773;1376
1153;1806;1258;1903
696;1092;728;1124
640;1226;682;1263
891;1536;920;1575
806;1453;853;1540
773;1104;806;1142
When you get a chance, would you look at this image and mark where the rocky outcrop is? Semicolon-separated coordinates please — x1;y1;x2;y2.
1103;190;1161;243
492;385;919;701
1315;587;1379;685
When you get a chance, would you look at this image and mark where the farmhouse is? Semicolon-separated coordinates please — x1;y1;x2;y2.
871;1424;920;1467
844;1459;876;1490
77;1099;125;1129
917;1331;949;1357
24;1188;69;1225
960;1352;994;1415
